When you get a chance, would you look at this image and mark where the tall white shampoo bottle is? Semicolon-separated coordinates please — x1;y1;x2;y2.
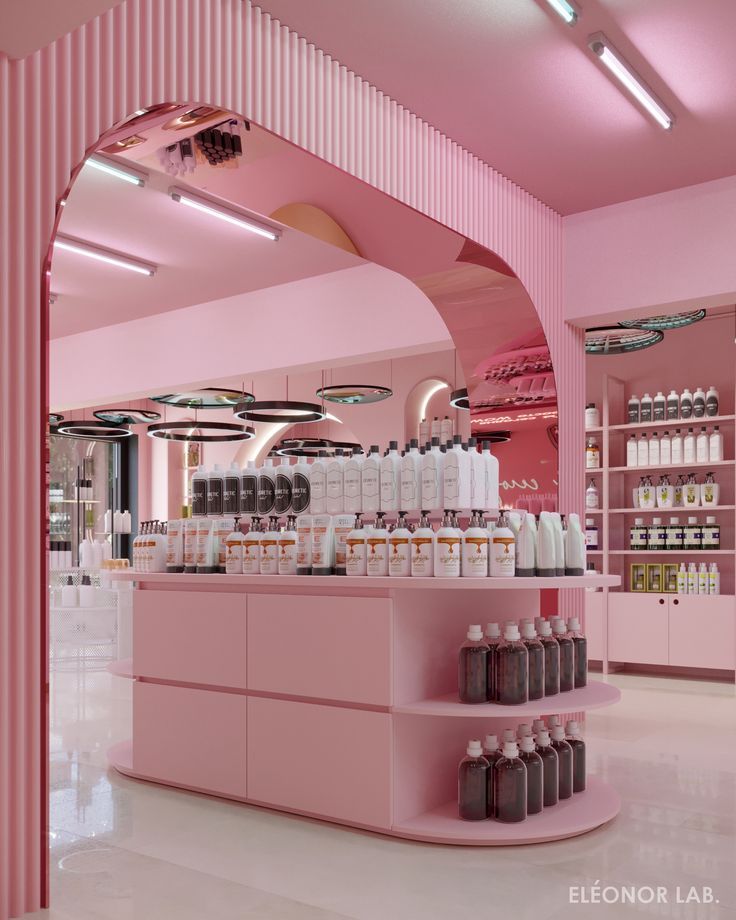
637;434;649;467
291;458;311;516
481;440;500;511
277;515;298;575
696;427;709;463
326;448;346;515
240;460;258;518
421;437;444;511
366;512;389;576
389;512;412;577
380;441;402;513
467;437;485;510
550;512;565;576
361;445;381;514
191;465;208;517
309;450;329;515
274;459;293;518
565;513;586;576
256;459;276;517
709;426;724;462
400;439;423;512
343;448;364;514
671;430;683;464
207;464;225;517
439;415;453;444
683;428;696;464
537;511;557;577
649;432;660;465
516;512;537;577
443;435;471;512
626;435;638;467
345;514;367;576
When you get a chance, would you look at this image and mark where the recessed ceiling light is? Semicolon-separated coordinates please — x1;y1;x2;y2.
544;0;578;25
54;235;157;276
589;33;674;130
169;187;281;240
85;154;148;186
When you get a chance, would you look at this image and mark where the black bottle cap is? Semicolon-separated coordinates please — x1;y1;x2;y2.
453;434;462;444
410;438;418;448
67;575;73;585
370;444;379;453
431;436;439;446
389;440;398;450
318;450;329;457
468;436;477;447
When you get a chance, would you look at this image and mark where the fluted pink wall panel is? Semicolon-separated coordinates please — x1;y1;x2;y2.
0;2;575;915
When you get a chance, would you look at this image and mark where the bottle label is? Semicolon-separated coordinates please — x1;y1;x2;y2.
192;480;207;517
706;396;718;416
443;458;459;503
702;484;715;503
666;402;679;419
207;480;224;516
491;536;515;575
310;470;326;502
291;472;310;514
297;524;312;567
243;538;260;573
257;476;276;515
223;476;240;515
345;539;366;574
380;469;396;505
327;470;344;500
421;461;438;504
362;467;379;501
344;468;361;500
274;473;293;515
462;537;488;574
240;475;258;515
400;467;417;505
411;537;433;575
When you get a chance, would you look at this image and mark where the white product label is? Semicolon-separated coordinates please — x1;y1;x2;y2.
380;468;396;506
224;538;244;574
410;537;434;576
242;537;261;574
278;537;298;575
462;537;488;577
344;468;361;501
345;538;367;576
366;535;388;575
400;466;418;507
362;465;380;509
435;535;461;575
326;469;343;501
490;535;515;576
388;536;411;575
443;456;459;504
259;538;279;574
310;470;326;502
421;460;439;506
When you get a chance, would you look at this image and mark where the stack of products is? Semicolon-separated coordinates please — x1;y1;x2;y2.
458;718;586;822
633;472;720;508
629;515;720;550
458;617;587;706
630;560;720;594
626;428;723;467
627;388;719;423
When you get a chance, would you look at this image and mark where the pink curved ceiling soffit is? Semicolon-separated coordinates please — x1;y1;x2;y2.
0;1;575;917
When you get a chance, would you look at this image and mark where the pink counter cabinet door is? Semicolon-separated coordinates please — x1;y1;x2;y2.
134;682;247;798
669;595;736;670
134;589;247;688
608;594;669;665
247;594;392;705
585;591;606;660
247;697;392;829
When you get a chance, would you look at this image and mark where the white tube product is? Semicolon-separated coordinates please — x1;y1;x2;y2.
462;511;489;577
481;441;500;511
683;428;696;464
366;513;389;576
183;518;199;573
698;562;709;594
311;513;335;576
537;511;556;577
410;512;435;576
191;465;208;517
277;515;298;575
467;438;485;510
195;519;216;574
225;519;246;575
434;512;461;577
676;563;687;594
343;448;364;514
687;562;698;594
291;458;311;516
296;514;313;575
345;515;367;576
489;512;515;578
389;512;412;577
242;517;263;575
361;445;381;514
213;518;234;573
421;437;444;511
326;449;346;515
274;459;293;517
515;512;537;577
240;460;258;518
207;464;225;517
696;427;709;463
549;512;565;577
443;435;471;511
709;562;720;595
565;513;586;576
380;441;402;513
710;426;724;462
259;517;280;575
333;513;355;576
400;439;422;513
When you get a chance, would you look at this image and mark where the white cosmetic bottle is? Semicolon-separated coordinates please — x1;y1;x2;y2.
439;415;453;444
296;514;313;575
708;562;720;595
256;459;277;517
380;441;402;513
489;512;515;578
671;429;683;464
240;460;259;517
61;575;77;607
290;458;311;516
273;459;293;518
343;448;364;514
400;439;423;513
637;434;648;467
434;511;461;577
389;512;412;577
649;432;660;465
462;511;489;577
191;465;208;517
225;518;246;575
626;435;637;467
550;512;565;576
345;514;367;576
242;517;263;575
709;426;724;462
676;562;687;595
366;512;389;576
308;451;328;515
207;464;225;517
195;518;216;574
564;513;586;576
443;435;471;512
259;516;280;575
326;448;346;515
683;428;696;464
311;514;335;576
277;515;298;575
696;427;709;463
701;472;720;507
516;512;537;577
660;431;671;465
467;437;485;510
536;511;556;577
481;441;500;511
410;511;435;577
421;437;444;511
361;445;381;514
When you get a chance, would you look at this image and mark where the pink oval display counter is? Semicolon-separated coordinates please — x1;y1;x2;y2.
109;571;621;845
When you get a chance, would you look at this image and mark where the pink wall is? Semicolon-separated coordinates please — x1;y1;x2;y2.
0;2;566;915
565;175;736;326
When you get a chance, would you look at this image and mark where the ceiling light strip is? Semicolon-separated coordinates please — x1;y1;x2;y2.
589;34;674;130
85;154;148;186
169;187;281;240
54;235;157;276
545;0;578;25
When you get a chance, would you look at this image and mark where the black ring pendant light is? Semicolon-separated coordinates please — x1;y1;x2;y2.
618;309;706;331
315;384;393;405
150;388;253;409
274;437;362;457
450;387;470;410
54;419;134;439
147;421;256;442
94;408;162;424
585;326;664;355
233;399;326;424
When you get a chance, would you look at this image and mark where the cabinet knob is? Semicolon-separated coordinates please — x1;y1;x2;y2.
673;598;679;606
658;597;665;605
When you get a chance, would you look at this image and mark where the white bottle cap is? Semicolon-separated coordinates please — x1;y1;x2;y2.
706;516;716;524
466;740;484;758
688;517;697;524
548;715;561;727
502;741;519;759
567;617;581;631
503;729;516;743
652;517;662;525
643;392;651;398
534;616;545;628
485;622;501;639
467;624;484;641
536;729;551;747
532;718;546;734
585;518;595;526
504;624;521;641
517;723;532;738
538;620;553;637
670;516;679;524
483;734;499;752
551;725;566;742
565;720;581;735
552;620;567;635
521;622;537;640
656;391;664;397
213;463;223;471
519;735;536;754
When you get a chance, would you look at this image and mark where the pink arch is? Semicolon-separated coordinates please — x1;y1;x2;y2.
0;2;579;915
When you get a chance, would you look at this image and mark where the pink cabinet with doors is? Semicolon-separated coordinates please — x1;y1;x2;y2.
607;593;669;665
668;595;735;669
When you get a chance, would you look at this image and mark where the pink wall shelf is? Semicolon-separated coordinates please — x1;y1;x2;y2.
607;415;736;432
110;575;622;846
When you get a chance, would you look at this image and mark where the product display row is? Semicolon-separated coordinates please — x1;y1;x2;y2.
629;560;721;594
458;616;587;706
633;473;721;509
630;516;721;551
458;719;586;822
418;415;455;445
146;508;588;578
190;438;501;520
627;388;719;424
625;428;724;467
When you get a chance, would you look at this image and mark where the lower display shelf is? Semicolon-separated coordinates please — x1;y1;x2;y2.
394;680;621;717
392;777;620;845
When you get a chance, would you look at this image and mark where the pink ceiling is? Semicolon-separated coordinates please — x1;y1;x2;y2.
255;0;736;214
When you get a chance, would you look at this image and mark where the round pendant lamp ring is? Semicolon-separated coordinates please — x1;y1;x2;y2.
315;384;393;405
147;421;256;442
234;399;326;423
54;419;133;439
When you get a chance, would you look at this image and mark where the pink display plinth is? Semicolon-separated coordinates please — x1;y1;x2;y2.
394;681;621;717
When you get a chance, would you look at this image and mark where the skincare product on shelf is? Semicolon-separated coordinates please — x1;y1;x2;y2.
493;741;527;823
225;518;246;575
419;417;430;445
430;416;441;441
343;448;364;514
684;428;696;463
565;720;586;793
708;562;721;595
702;515;720;550
627;394;640;423
326;449;345;515
693;387;706;418
564;513;585;576
638;476;655;509
671;430;683;464
653;391;666;421
680;388;693;419
258;459;278;517
521;623;544;701
333;512;355;576
698;561;709;594
567;617;587;689
195;519;216;574
410;511;435;576
536;511;556;577
183;519;198;573
656;476;674;509
435;511;462;577
191;465;208;517
552;620;574;692
440;415;453;444
311;513;335;576
274;460;293;517
468;437;485;510
490;512;515;578
518;736;543;815
482;734;503;815
240;461;258;517
626;435;637;467
709;426;724;462
696;427;709;463
484;623;502;702
585;403;600;429
223;463;241;516
421;438;444;511
496;623;528;706
482;441;500;510
515;512;537;576
308;452;328;515
666;517;683;550
400;440;422;512
649;432;660;465
345;515;367;576
551;512;565;577
61;575;78;608
380;441;401;512
640;393;653;422
660;431;671;465
637;434;648;467
259;517;280;575
78;574;95;608
666;390;679;420
550;726;573;800
243;517;263;575
458;740;490;821
213;518;233;573
706;386;719;417
462;511;489;577
687;561;698;594
207;464;225;517
585;518;599;550
458;625;489;705
683;474;700;507
676;562;688;594
701;472;719;506
535;729;559;807
296;514;313;575
388;512;412;577
586;478;599;509
647;517;666;552
366;512;389;576
684;517;702;550
443;436;471;511
585;435;600;469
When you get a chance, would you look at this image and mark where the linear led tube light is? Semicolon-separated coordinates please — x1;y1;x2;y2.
85;154;148;186
169;187;281;240
589;33;674;130
54;235;157;276
544;0;578;25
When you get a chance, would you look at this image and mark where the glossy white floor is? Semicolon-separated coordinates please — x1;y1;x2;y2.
33;664;736;920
